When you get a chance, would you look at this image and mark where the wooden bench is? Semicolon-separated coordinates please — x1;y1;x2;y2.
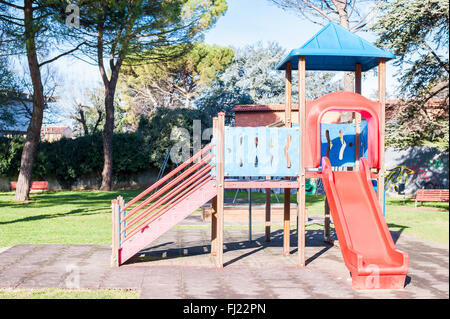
11;181;49;192
414;189;449;207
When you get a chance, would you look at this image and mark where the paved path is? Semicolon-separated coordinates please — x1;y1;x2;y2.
0;219;448;299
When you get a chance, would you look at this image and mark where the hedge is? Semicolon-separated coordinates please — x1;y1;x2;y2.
0;107;213;189
0;133;154;188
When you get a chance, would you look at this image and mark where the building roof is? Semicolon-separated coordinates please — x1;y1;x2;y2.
275;22;395;72
233;104;288;112
41;126;72;135
232;98;449;122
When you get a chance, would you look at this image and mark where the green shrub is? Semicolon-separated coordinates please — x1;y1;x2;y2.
0;133;153;188
0;107;211;189
0;136;24;178
137;107;212;170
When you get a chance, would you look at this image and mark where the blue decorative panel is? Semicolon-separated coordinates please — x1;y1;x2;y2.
224;127;300;177
217;123;369;177
320;121;368;167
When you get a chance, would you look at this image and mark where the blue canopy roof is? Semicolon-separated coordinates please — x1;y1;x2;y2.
276;22;395;72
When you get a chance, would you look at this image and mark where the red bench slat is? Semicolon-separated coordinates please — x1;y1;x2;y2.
415;189;449;207
11;181;49;190
416;190;448;195
416;196;449;199
417;192;449;195
416;196;448;199
416;195;449;199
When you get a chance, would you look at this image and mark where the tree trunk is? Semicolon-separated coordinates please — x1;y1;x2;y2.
79;105;90;135
99;85;115;191
185;94;191;108
99;55;122;191
14;0;45;202
337;4;354;92
336;2;354;123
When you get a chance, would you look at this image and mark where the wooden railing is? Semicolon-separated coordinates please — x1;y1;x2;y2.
114;144;215;248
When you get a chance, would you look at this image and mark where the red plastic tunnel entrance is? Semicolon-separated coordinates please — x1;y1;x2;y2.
304;91;381;169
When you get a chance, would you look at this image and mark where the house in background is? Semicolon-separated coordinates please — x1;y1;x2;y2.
0;92;34;138
41;125;73;142
0;92;72;141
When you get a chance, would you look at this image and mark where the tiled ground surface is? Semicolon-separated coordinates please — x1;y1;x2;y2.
0;216;448;299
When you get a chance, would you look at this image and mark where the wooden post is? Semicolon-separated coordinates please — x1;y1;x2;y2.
111;198;119;267
355;63;362;94
211;196;218;255
211;117;218;255
118;196;126;243
355;63;362;170
248;189;252;242
378;58;386;213
324;197;332;243
283;188;290;256
283;62;292;256
298;56;306;268
285;62;292;127
265;181;271;242
216;112;225;268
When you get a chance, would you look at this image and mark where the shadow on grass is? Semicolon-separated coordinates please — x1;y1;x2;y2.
0;208;106;225
0;190;143;210
126;228;335;267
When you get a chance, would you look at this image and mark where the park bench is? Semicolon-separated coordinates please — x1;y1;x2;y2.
414;189;449;207
11;181;49;192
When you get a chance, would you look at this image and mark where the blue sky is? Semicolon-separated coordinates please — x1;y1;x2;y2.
52;0;399;125
202;0;398;96
204;0;322;49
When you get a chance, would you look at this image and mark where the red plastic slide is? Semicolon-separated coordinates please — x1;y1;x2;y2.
321;157;409;289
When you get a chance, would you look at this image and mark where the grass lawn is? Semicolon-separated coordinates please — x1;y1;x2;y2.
0;288;138;299
0;190;139;246
0;190;448;247
384;198;449;245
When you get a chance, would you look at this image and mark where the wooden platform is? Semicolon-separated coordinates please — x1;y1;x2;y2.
201;203;300;223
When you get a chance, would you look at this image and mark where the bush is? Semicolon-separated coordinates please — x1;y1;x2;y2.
0;107;212;189
137;107;212;170
0;136;24;178
0;133;153;189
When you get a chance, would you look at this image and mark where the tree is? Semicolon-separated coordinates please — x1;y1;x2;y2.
70;87;126;136
373;0;449;150
196;42;342;120
268;0;385;102
72;103;100;136
270;0;384;30
46;0;228;191
136;107;211;170
119;42;234;128
71;89;104;136
0;0;84;201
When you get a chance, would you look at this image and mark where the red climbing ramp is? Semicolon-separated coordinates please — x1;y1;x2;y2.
114;144;217;265
321;157;408;289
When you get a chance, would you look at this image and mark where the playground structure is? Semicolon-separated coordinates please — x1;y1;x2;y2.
111;23;409;290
